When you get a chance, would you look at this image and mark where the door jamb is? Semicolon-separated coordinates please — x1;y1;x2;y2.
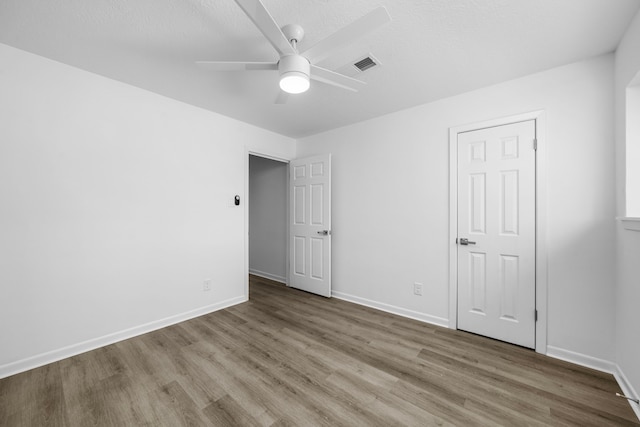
245;149;293;301
448;111;548;354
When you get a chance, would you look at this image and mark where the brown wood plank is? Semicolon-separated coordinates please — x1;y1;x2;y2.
0;274;636;426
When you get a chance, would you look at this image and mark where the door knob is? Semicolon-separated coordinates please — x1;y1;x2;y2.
317;230;331;236
459;238;476;245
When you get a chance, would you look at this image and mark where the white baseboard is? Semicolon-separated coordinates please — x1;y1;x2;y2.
248;269;287;284
546;345;618;374
547;345;640;421
0;295;247;380
331;290;449;328
614;365;640;421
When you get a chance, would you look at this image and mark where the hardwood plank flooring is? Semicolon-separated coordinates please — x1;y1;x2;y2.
1;274;638;426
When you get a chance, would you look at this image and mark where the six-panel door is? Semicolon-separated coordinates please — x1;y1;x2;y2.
457;120;536;348
289;154;332;297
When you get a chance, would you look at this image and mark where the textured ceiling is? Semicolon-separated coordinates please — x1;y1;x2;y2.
1;0;638;138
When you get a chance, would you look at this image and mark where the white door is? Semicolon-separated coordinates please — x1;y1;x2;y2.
289;154;332;297
457;120;536;348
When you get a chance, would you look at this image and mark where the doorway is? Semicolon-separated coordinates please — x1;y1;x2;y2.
246;152;334;299
448;112;548;353
248;154;288;284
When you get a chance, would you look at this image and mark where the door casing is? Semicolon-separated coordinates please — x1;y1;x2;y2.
448;111;548;354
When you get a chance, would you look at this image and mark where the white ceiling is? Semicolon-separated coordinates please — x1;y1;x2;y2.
1;0;638;138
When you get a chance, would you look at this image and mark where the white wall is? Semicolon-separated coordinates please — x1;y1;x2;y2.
298;54;616;362
0;35;629;391
249;155;287;282
615;9;640;407
0;43;294;377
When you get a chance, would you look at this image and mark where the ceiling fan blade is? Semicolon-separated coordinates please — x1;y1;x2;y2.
301;7;391;64
310;65;366;92
196;61;278;71
234;0;297;57
274;91;290;104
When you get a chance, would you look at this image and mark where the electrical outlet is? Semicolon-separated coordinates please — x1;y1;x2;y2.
413;282;423;296
203;280;211;291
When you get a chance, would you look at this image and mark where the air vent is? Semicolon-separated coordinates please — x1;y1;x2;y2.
352;54;379;73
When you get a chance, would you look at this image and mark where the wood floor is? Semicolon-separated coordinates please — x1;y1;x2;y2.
1;275;638;426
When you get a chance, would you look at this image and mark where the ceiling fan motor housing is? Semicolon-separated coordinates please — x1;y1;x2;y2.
279;55;310;77
278;54;311;93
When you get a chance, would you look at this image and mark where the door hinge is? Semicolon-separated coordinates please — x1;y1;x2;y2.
535;310;538;321
533;139;538;151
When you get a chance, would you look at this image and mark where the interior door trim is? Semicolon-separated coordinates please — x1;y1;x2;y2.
448;110;548;354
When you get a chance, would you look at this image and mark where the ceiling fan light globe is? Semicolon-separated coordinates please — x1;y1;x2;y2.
280;72;310;94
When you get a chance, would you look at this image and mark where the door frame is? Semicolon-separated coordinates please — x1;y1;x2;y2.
244;149;293;300
448;111;548;354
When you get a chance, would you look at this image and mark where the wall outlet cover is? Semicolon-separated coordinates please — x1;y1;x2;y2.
413;282;423;296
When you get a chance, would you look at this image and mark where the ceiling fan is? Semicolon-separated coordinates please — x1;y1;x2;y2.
197;0;391;102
